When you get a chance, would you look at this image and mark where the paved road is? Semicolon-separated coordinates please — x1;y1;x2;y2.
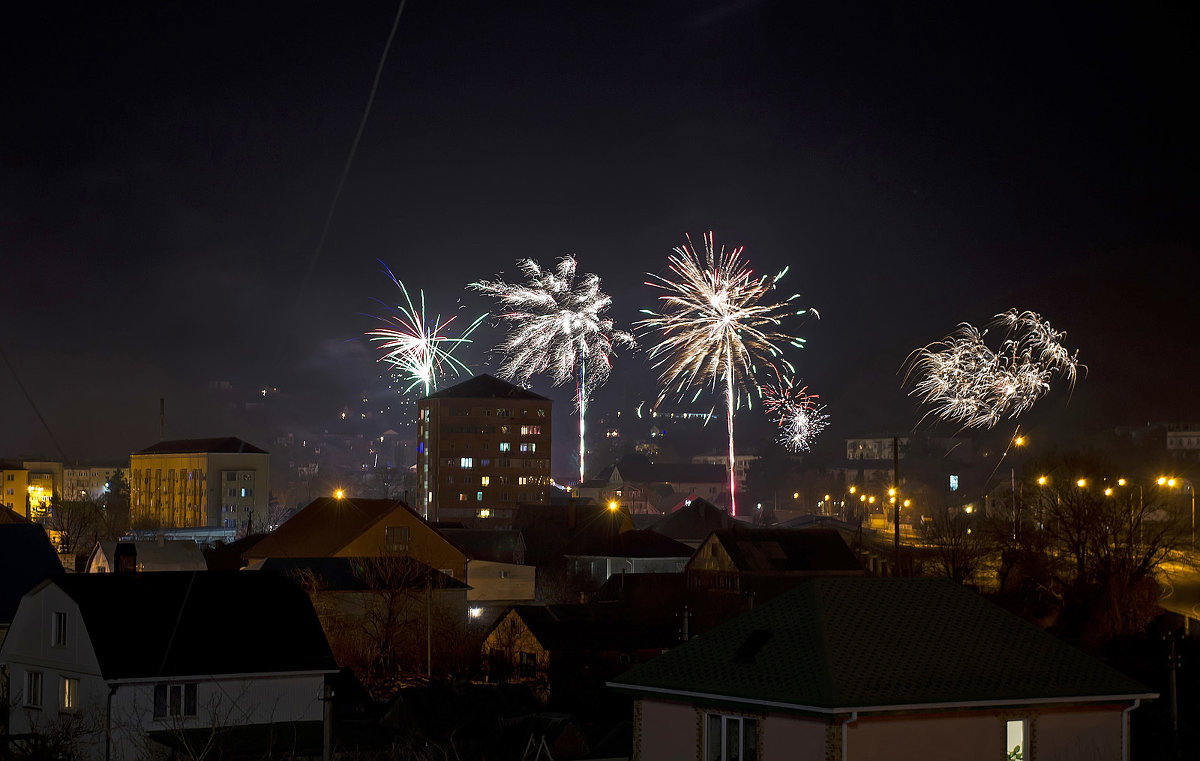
1158;560;1200;630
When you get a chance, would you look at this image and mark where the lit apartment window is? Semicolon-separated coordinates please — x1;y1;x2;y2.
61;677;79;711
520;426;541;436
1007;720;1028;760
480;476;490;486
499;443;511;452
460;458;473;469
520;443;536;453
537;409;546;417
24;670;43;707
52;611;67;647
477;508;491;518
476;491;484;501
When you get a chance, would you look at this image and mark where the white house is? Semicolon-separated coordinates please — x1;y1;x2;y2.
1;570;338;759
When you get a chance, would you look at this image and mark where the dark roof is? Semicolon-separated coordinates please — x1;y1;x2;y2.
568;529;694;559
246;497;417;558
605;462;727;484
440;529;525;563
708;528;863;573
610;577;1154;710
0;524;64;624
424;374;548;401
204;533;269;570
52;571;336;679
259;557;469;591
0;505;29;524
648;498;737;543
134;437;268;455
497;604;678;652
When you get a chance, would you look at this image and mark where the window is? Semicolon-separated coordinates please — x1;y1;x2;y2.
537;408;546;417
460;457;473;469
459;493;467;501
61;676;79;712
52;611;67;647
481;458;491;467
25;670;43;707
385;526;410;553
518;651;537;679
480;476;490;486
476;491;484;501
499;442;511;452
154;683;198;718
226;472;236;481
477;508;491;518
520;425;541;436
1006;719;1028;760
705;713;758;761
519;443;536;453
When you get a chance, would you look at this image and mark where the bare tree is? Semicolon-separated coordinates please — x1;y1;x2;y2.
919;509;989;584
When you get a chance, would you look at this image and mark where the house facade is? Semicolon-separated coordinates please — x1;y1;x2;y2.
1;571;337;760
610;577;1155;761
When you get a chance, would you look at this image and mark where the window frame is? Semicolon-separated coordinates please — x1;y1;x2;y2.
24;669;44;708
52;611;68;647
704;712;759;761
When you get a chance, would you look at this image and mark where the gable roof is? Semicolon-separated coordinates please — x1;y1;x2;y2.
258;556;470;591
0;524;64;624
93;539;207;572
134;437;268;455
609;577;1154;711
439;529;525;564
649;498;737;543
0;505;29;525
567;529;694;559
245;497;419;559
605;462;727;484
51;571;336;679
425;374;548;401
494;604;678;653
704;528;863;574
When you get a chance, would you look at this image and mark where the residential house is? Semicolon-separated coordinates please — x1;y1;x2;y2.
685;527;864;598
648;496;738;549
0;460;30;516
0;523;63;648
609;577;1155;761
482;604;677;694
86;537;207;573
1;571;337;760
243;496;468;581
440;529;537;623
566;529;694;587
577;460;728;514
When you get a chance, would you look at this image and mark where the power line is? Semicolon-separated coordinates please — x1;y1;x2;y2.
0;345;70;463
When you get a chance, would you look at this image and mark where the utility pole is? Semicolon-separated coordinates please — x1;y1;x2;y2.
893;436;901;576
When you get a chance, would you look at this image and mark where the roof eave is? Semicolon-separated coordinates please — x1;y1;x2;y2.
605;683;1159;715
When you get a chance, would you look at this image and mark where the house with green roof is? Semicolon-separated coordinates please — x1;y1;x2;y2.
608;577;1154;761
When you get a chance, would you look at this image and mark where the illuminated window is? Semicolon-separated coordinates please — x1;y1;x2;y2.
480;476;490;486
520;443;536;453
477;491;484;501
459;493;467;501
537;409;546;417
1006;720;1027;760
499;442;511;452
460;457;473;469
61;677;79;712
520;426;541;436
477;508;491;518
519;477;528;486
705;714;758;761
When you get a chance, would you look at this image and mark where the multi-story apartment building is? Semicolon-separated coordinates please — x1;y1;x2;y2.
129;437;269;537
62;465;127;501
0;461;30;516
417;375;552;526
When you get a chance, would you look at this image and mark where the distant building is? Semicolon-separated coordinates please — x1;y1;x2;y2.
21;460;61;521
86;537;207;573
0;461;30;516
417;374;553;525
129;437;269;537
63;464;127;501
1167;429;1200;460
576;460;728;514
690;452;759;489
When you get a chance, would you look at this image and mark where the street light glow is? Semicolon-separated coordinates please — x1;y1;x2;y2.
1076;478;1086;488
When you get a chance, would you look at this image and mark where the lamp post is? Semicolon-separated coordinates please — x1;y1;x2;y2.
1159;476;1196;550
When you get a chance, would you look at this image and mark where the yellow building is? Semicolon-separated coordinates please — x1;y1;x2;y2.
0;463;30;517
129;437;269;537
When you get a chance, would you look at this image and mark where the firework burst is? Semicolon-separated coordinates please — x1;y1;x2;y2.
762;372;828;453
367;263;487;398
907;308;1082;428
471;256;635;484
638;232;815;515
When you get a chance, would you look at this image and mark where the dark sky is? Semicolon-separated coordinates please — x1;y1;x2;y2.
2;0;1196;463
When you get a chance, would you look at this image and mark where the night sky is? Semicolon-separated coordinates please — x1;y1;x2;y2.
2;1;1195;465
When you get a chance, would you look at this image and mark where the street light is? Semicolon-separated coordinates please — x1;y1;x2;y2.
1160;476;1196;549
1076;478;1087;488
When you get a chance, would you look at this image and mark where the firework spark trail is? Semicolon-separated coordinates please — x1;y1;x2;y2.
638;232;814;516
471;256;635;484
367;262;487;398
762;372;828;453
907;308;1082;428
